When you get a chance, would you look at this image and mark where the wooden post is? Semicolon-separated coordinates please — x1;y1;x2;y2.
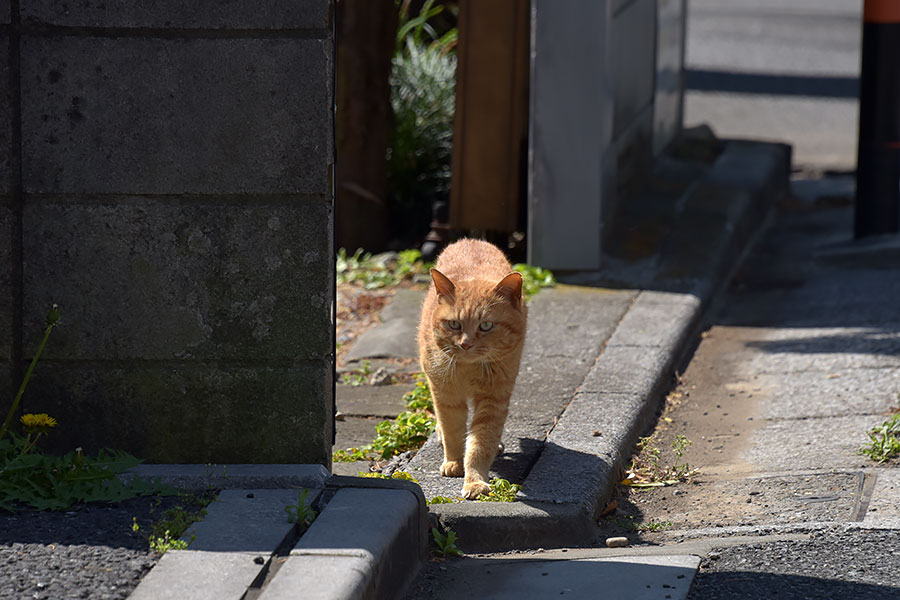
449;0;530;234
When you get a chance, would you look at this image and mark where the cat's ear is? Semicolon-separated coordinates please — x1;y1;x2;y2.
430;268;456;303
494;272;523;306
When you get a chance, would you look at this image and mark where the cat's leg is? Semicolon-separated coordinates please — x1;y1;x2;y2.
462;396;509;499
431;386;468;478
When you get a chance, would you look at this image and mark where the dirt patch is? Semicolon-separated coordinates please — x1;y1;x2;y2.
336;285;396;367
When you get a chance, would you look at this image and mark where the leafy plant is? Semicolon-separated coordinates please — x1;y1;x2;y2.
428;495;460;505
336;248;432;290
0;444;168;512
132;493;210;554
513;264;557;302
371;411;436;459
388;1;457;239
341;360;373;386
285;488;318;526
0;305;59;443
0;305;170;512
859;411;900;463
403;377;434;412
477;477;521;502
621;434;698;488
334;378;435;463
431;526;462;557
608;514;672;533
358;471;418;483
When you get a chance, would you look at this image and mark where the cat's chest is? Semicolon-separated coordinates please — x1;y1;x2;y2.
451;360;510;391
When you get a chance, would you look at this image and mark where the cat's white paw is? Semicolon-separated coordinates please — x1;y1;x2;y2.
440;461;464;477
462;480;491;500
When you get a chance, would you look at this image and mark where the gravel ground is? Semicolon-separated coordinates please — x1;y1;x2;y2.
688;528;900;599
0;495;206;600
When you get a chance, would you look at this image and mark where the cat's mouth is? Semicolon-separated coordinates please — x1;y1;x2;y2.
451;346;490;363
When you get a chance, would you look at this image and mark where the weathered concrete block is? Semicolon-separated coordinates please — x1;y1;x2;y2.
0;205;12;365
21;363;333;464
187;489;300;552
22;201;332;362
611;0;656;137
0;32;10;195
528;0;613;271
21;0;329;30
654;0;686;153
259;554;373;600
21;35;332;195
129;550;263;600
293;487;426;599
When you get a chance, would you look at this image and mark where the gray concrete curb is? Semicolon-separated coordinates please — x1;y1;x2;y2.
126;470;429;600
427;140;791;552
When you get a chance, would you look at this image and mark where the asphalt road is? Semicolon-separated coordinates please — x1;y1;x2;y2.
684;0;861;169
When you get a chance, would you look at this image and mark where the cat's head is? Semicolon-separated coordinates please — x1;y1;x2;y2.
428;268;526;363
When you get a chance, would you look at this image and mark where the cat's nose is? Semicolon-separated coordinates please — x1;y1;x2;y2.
460;341;473;351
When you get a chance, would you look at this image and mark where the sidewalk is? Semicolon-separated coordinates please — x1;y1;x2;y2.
347;137;791;552
123;134;792;600
405;176;900;599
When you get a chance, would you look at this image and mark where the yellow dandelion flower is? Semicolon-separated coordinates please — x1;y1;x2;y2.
20;413;58;434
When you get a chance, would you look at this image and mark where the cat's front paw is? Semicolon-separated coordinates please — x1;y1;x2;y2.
462;480;491;500
440;461;464;477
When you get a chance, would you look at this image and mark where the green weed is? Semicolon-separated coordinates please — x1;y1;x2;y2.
336;249;431;290
133;493;210;554
389;0;457;221
609;514;672;533
403;378;434;412
357;471;419;483
0;306;171;512
334;378;435;463
431;526;462;557
477;477;521;502
859;411;900;463
340;360;373;386
285;488;318;526
513;263;557;301
428;495;460;505
621;434;697;488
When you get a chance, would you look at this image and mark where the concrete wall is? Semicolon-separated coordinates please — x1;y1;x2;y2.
2;2;334;464
528;0;686;270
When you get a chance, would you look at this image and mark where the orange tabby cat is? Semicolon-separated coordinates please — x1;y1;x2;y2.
418;239;527;499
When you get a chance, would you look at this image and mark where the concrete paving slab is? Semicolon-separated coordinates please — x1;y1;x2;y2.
754;368;900;421
334;416;382;453
345;289;424;362
129;550;264;600
745;415;887;472
693;326;900;375
419;554;700;600
186;489;299;553
660;472;863;530
336;383;413;417
863;470;900;525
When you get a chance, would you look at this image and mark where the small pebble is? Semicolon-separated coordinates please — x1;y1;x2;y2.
606;537;629;548
253;556;265;565
369;367;393;386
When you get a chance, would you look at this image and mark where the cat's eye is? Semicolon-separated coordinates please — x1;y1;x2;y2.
446;320;462;331
479;321;494;332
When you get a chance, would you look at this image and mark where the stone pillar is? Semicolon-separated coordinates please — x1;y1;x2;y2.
528;0;683;270
4;1;335;465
